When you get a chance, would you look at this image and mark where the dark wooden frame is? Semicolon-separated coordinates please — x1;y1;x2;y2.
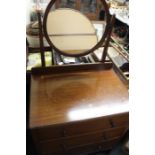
31;62;112;75
43;0;111;57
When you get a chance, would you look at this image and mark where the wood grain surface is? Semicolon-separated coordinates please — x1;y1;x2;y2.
29;69;129;128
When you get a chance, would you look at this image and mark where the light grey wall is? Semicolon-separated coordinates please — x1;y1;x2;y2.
26;0;32;24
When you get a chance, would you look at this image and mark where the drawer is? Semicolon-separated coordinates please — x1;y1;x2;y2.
34;117;111;141
104;127;127;140
39;130;121;154
64;131;106;149
65;138;120;155
41;138;120;155
39;131;106;154
109;113;129;127
64;117;111;137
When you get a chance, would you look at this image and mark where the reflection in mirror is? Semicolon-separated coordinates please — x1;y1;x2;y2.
58;0;76;8
46;8;99;55
80;0;97;13
55;0;107;43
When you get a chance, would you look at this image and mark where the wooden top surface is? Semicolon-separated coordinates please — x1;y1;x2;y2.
29;69;129;128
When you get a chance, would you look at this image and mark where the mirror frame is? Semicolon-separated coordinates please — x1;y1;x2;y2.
43;0;111;57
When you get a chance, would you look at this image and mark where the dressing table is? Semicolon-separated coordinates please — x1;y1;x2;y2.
29;1;129;154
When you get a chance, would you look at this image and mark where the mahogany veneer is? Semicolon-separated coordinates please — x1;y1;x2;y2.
29;68;129;155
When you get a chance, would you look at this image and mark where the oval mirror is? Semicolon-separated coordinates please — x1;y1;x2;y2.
43;0;110;57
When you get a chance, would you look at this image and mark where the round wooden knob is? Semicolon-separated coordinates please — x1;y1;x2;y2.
62;130;67;137
98;145;102;150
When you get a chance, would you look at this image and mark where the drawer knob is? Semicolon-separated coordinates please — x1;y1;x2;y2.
103;133;107;140
62;130;67;137
110;120;116;128
98;145;102;150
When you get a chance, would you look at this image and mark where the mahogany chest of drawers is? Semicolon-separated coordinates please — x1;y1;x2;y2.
29;69;129;155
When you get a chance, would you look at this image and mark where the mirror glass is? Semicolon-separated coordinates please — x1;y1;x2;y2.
46;0;106;55
46;8;100;55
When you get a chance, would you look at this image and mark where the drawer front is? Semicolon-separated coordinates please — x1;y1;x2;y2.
109;113;129;127
39;131;106;154
41;138;120;155
64;117;111;137
64;131;106;149
65;138;120;155
35;117;111;142
39;130;121;154
105;127;127;140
